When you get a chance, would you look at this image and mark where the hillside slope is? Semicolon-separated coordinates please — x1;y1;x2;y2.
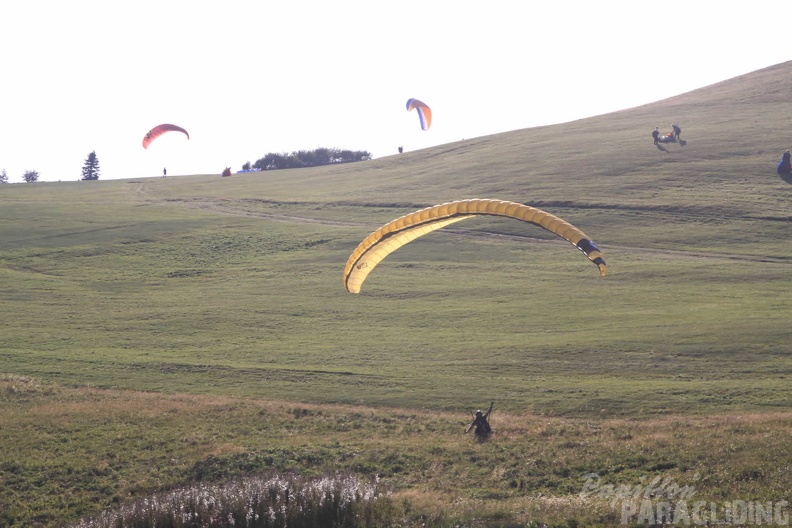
1;60;790;414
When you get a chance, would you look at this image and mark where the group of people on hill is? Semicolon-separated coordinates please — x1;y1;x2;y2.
652;124;682;145
651;124;790;177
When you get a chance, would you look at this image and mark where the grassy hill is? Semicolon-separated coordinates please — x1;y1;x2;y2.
1;61;791;527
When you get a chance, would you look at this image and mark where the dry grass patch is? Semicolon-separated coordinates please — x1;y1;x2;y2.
2;377;791;526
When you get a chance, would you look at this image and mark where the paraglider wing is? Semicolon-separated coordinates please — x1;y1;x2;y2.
406;98;432;131
142;123;190;149
343;199;607;293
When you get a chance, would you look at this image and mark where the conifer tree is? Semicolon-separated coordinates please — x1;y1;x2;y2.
81;151;100;180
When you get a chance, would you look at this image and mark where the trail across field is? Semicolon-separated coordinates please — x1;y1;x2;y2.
169;197;792;266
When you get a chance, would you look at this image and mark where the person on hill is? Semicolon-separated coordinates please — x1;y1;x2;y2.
671;124;681;141
163;167;167;178
777;150;791;175
652;127;660;145
466;402;493;441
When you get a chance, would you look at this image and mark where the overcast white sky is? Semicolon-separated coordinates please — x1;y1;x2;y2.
1;1;789;182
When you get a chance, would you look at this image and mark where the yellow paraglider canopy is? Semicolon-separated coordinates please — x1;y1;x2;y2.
343;199;606;293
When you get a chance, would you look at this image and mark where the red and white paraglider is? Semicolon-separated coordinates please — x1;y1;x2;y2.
142;124;190;149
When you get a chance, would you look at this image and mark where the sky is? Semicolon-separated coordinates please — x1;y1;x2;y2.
1;1;789;183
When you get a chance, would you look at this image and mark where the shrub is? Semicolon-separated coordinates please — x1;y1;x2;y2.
71;472;392;528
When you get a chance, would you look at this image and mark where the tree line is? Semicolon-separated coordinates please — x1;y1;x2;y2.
1;151;100;183
2;147;368;183
248;147;371;171
0;168;40;183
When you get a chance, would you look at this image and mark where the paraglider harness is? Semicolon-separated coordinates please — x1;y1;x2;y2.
466;401;493;442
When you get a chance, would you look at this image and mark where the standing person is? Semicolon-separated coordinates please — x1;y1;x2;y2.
466;402;493;442
777;150;791;175
652;127;660;145
163;167;167;178
671;124;681;141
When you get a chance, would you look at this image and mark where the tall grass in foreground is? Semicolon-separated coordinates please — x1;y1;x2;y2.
71;472;393;528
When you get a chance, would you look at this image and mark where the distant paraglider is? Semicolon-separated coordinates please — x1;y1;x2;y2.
142;124;190;149
343;199;607;294
406;98;431;131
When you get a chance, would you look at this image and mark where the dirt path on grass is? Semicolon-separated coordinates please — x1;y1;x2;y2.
186;200;361;227
173;198;792;266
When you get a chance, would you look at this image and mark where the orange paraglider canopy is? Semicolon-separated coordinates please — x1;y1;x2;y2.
142;124;190;149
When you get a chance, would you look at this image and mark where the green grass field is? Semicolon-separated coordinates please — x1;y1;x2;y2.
2;61;791;527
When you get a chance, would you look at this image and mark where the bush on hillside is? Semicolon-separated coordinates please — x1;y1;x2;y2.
23;170;40;183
